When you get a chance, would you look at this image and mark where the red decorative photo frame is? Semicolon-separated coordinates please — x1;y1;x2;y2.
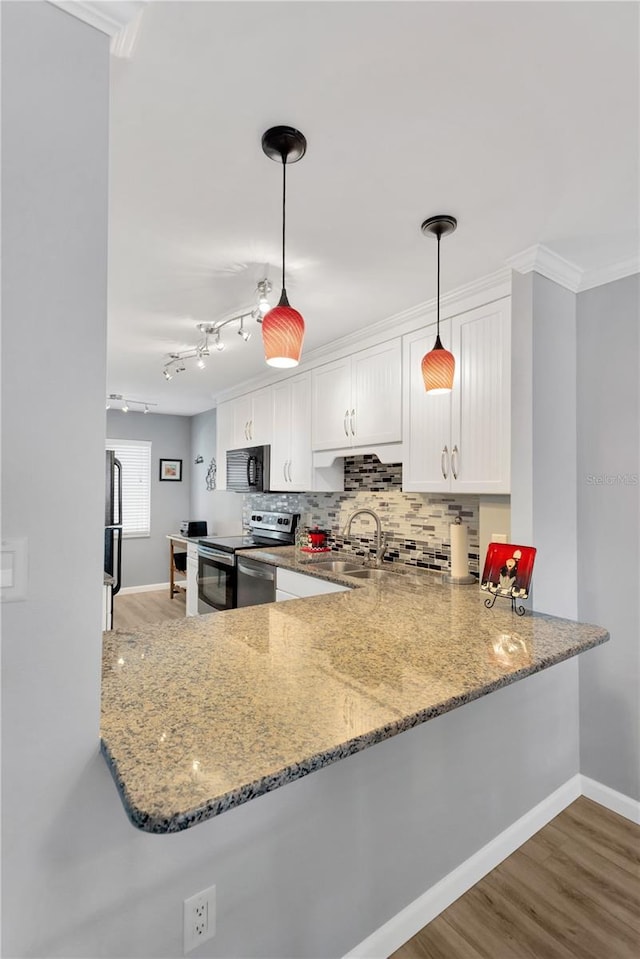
480;543;536;600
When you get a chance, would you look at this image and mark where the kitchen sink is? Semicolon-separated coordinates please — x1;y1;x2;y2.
344;568;392;581
312;560;363;573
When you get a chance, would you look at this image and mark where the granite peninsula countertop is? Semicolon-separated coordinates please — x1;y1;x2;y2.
101;550;608;833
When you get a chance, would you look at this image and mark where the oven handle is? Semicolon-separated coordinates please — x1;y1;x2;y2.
198;546;235;566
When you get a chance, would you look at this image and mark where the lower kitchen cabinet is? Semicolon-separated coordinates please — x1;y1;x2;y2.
186;544;198;617
276;568;350;599
102;582;113;631
403;298;511;494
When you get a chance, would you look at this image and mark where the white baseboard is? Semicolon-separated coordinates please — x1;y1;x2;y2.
343;775;581;959
580;775;640;825
118;582;171;595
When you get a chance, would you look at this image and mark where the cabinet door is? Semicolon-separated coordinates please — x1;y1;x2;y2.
232;395;252;447
186;557;199;616
271;381;292;491
311;357;352;450
351;339;402;446
402;322;452;493
450;300;511;493
215;401;235;491
249;386;273;446
288;373;312;490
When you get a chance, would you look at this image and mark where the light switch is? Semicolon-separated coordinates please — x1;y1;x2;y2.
0;551;14;588
1;538;28;602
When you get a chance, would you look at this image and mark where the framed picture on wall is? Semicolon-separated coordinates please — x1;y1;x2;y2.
159;459;182;482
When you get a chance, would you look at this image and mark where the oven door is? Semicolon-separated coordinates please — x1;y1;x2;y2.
197;545;235;612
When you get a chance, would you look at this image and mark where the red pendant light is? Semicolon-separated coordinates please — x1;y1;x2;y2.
261;126;307;368
420;215;457;394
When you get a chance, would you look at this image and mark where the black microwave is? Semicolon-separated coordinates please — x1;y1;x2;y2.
226;445;271;492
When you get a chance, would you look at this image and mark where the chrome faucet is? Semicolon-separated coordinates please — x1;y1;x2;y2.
343;508;388;566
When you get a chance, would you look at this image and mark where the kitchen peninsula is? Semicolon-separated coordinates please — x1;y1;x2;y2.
101;553;608;833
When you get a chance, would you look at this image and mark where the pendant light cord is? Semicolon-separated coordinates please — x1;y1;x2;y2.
281;157;287;292
436;232;441;337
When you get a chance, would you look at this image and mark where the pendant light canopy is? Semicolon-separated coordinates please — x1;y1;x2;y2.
261;125;307;368
420;215;457;394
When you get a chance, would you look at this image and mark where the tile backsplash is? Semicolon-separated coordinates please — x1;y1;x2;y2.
244;455;480;574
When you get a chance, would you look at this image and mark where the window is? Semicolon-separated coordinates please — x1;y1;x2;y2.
106;439;151;538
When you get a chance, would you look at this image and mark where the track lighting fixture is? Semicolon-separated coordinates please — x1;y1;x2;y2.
106;394;157;413
261;125;306;368
162;279;271;379
420;215;457;394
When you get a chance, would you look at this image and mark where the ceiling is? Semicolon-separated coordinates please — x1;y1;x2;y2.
108;0;638;416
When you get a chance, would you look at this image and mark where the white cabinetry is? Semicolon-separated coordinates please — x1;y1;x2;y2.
216;387;273;491
230;387;273;447
276;568;350;599
271;372;312;491
403;299;511;494
311;339;402;451
186;543;199;617
102;583;113;631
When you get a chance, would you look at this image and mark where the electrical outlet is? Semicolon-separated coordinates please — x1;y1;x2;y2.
183;885;216;953
491;532;507;544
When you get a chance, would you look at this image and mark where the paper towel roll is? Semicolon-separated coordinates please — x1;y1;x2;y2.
450;522;469;580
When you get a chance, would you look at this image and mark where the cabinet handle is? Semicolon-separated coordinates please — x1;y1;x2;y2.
344;410;350;437
283;461;288;484
244;421;249;441
249;419;253;441
286;460;292;483
350;409;356;436
451;445;459;481
441;445;449;480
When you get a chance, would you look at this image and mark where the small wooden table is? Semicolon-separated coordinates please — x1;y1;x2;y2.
167;534;188;599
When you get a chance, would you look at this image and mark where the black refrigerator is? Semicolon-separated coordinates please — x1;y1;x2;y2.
104;451;123;623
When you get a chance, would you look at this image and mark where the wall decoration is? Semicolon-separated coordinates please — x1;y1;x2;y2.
480;542;536;616
206;458;217;491
159;458;182;482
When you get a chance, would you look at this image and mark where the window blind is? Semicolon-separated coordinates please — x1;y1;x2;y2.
106;439;152;538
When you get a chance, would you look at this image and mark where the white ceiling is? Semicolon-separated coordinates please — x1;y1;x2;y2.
108;0;639;416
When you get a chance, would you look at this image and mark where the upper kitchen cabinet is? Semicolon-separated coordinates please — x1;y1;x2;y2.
271;372;312;491
216;387;273;490
311;339;402;451
230;386;273;447
403;300;511;494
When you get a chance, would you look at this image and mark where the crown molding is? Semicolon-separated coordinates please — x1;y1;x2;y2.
48;1;146;57
505;244;583;293
579;255;640;293
506;243;639;294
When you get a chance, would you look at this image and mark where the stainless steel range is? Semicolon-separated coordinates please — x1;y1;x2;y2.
197;511;299;613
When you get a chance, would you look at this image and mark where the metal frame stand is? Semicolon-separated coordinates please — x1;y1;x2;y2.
484;591;527;616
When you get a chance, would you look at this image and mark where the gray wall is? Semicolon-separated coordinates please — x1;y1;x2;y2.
106;410;191;587
1;1;109;953
577;275;640;801
190;407;244;536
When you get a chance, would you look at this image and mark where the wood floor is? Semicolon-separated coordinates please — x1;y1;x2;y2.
391;796;640;959
113;588;187;629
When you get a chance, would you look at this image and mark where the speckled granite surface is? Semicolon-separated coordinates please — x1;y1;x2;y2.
101;551;608;833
